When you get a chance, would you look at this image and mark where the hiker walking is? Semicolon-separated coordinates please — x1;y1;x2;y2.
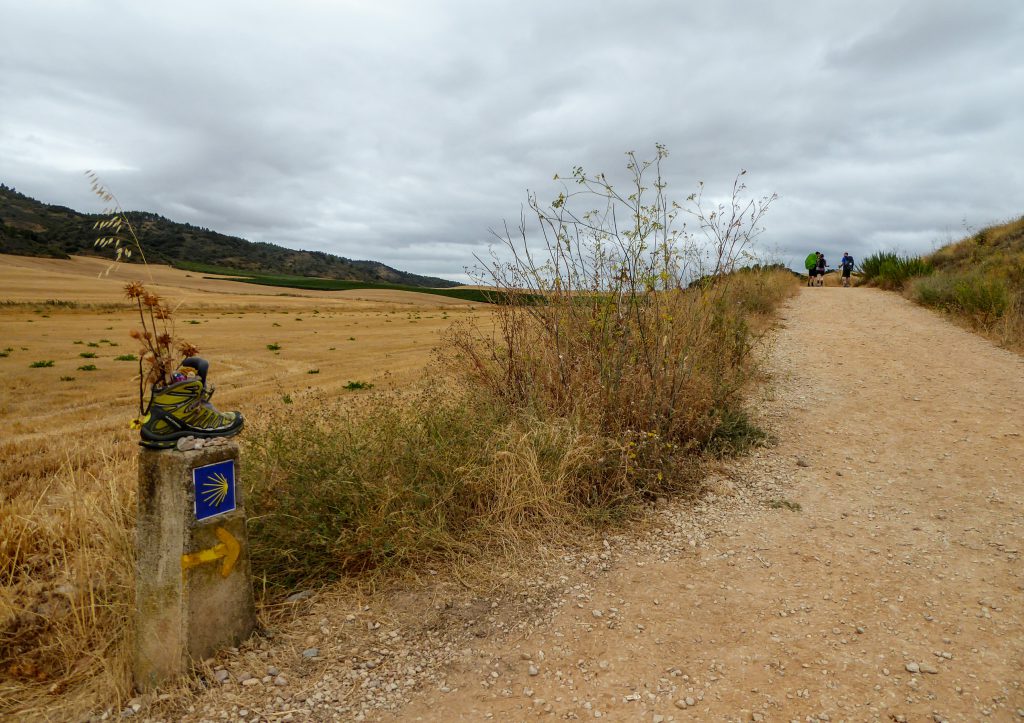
815;252;827;286
804;251;820;287
839;252;855;287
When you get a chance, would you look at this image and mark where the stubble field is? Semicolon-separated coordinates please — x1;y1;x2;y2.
0;254;480;716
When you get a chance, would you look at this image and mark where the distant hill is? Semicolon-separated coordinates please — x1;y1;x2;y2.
0;183;458;288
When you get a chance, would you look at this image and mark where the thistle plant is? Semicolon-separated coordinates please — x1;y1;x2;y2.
124;282;198;415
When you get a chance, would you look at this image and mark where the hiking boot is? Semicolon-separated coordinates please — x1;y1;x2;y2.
137;357;243;449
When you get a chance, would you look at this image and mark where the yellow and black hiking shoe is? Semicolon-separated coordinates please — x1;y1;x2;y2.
137;357;243;449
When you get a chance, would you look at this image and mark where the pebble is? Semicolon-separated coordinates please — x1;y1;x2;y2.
905;662;920;673
528;665;539;676
274;675;288;686
214;670;230;683
302;648;320;658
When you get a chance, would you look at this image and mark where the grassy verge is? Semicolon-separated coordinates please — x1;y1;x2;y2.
861;217;1024;350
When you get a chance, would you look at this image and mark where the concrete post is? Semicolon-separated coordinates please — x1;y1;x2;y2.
134;440;257;691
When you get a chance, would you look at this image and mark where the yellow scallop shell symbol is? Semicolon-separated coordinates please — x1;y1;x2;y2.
201;472;231;508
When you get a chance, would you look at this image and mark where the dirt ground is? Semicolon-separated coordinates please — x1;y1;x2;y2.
388;287;1024;722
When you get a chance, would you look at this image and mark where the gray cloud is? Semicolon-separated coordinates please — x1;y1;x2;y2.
2;0;1022;280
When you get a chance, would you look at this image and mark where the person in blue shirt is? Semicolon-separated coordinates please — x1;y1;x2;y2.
839;252;855;287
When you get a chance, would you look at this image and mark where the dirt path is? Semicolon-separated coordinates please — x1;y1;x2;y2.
388;288;1024;722
176;287;1023;723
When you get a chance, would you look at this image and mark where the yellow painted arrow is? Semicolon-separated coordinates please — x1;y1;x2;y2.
181;526;241;578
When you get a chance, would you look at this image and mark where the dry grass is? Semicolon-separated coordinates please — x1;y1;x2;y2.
910;216;1024;350
0;257;482;718
1;437;136;719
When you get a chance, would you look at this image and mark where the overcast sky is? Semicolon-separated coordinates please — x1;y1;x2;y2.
3;0;1022;280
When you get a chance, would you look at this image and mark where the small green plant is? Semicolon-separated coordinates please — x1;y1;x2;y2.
115;354;139;361
706;408;770;457
281;393;293;404
87;342;100;348
0;349;10;358
267;343;281;351
73;340;84;345
77;364;98;371
348;336;356;341
60;376;76;381
29;360;55;368
307;368;320;374
187;320;201;325
79;352;98;359
343;380;374;390
768;498;802;511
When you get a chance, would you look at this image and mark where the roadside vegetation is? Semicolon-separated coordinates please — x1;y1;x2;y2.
860;216;1024;349
246;148;797;590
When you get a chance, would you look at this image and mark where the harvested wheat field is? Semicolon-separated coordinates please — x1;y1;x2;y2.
0;254;479;439
0;255;481;718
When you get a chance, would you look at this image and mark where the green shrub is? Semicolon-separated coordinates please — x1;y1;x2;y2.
343;380;373;390
266;343;281;351
77;364;98;371
79;352;98;359
29;360;55;368
860;251;932;289
114;354;138;362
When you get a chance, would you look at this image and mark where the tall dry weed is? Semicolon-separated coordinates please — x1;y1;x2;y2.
453;147;782;455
